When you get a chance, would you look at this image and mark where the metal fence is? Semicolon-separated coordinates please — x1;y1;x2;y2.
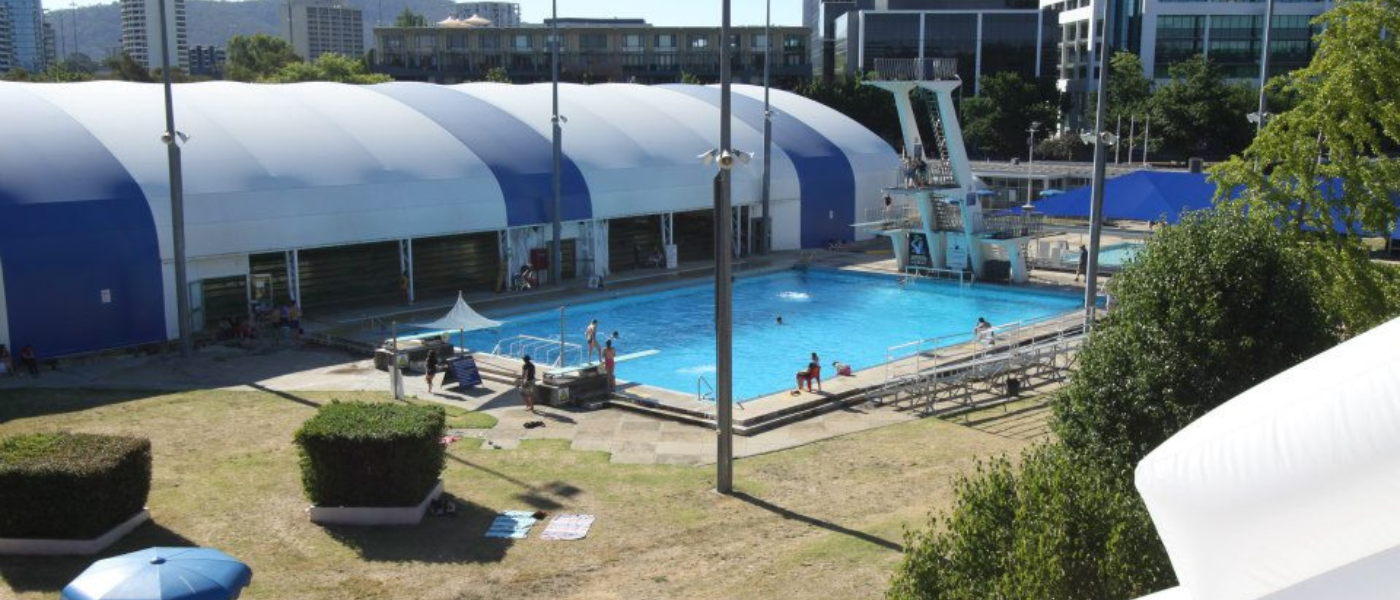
870;58;958;81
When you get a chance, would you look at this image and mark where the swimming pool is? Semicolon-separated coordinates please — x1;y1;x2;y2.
455;269;1082;401
1064;242;1143;268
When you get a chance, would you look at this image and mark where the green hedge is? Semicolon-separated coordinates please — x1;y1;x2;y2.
0;432;152;539
295;401;446;507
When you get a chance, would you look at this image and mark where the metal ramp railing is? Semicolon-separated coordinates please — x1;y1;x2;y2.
916;88;955;187
490;334;583;368
872;314;1084;415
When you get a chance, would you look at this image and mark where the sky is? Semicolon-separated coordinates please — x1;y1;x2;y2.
58;0;804;26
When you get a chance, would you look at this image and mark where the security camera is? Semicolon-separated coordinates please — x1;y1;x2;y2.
718;151;735;168
160;131;173;144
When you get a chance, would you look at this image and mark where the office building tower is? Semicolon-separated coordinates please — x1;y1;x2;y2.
284;0;364;61
121;0;188;70
0;0;44;72
452;2;519;27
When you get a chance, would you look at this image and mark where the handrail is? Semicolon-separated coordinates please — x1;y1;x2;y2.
697;375;714;402
490;334;583;367
882;312;1072;386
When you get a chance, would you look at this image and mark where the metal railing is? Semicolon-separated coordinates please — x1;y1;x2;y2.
697;375;714;402
490;334;583;367
870;58;959;81
862;203;922;230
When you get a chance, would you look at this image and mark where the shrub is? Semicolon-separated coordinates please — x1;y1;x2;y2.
295;401;446;507
888;444;1173;600
0;432;152;539
1054;211;1335;469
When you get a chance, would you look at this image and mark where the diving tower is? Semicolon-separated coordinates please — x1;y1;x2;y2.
859;58;1038;283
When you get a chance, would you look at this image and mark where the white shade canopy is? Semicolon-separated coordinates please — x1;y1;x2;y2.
1134;316;1400;600
414;293;503;332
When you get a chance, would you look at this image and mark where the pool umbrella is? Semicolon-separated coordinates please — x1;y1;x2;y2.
61;547;252;600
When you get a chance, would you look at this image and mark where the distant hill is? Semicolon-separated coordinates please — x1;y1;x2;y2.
49;0;457;62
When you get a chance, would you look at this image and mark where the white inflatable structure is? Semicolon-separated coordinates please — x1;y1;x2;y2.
1134;316;1400;600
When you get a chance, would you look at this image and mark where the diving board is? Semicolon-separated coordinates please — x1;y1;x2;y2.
546;350;659;376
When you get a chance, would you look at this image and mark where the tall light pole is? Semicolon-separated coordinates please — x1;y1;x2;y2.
1083;0;1115;331
550;0;563;288
715;0;735;495
158;0;191;356
1142;114;1150;166
1026;121;1040;205
1256;0;1277;137
760;0;772;254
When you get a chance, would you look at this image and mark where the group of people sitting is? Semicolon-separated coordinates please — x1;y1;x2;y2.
0;343;38;377
514;265;540;291
633;244;665;269
793;352;854;394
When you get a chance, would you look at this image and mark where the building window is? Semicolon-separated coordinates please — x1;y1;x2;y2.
623;34;643;51
783;34;804;50
655;33;676;50
752;34;768;50
416;35;435;51
385;35;404;51
580;33;607;51
546;33;564;51
689;34;710;49
512;34;532;50
480;34;500;50
448;35;467;50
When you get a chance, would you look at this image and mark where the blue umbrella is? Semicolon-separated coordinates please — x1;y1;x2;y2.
1038;189;1066;197
62;547;252;600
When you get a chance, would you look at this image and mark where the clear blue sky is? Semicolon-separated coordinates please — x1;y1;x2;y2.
59;0;803;25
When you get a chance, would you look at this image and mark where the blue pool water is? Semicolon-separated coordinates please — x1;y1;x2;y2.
1064;242;1143;268
454;269;1081;401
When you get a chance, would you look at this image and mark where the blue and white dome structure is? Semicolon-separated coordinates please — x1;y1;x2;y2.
0;81;898;357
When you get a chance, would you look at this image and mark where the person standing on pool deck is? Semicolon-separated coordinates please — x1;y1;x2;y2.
585;319;600;362
603;340;617;391
425;350;439;393
518;355;537;413
1075;244;1088;282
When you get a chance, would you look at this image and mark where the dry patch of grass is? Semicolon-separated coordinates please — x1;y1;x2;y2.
0;387;1034;600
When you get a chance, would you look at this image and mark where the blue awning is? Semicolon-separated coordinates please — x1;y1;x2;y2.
1026;171;1217;224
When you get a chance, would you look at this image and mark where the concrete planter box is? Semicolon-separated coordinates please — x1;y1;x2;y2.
0;509;150;556
307;480;443;526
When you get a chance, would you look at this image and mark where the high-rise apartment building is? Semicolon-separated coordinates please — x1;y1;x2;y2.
283;0;364;61
121;0;188;70
1042;0;1332;128
41;17;53;63
0;0;44;72
452;2;520;27
188;44;225;77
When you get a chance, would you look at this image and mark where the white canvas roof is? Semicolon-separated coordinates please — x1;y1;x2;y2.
414;293;502;333
1134;316;1400;600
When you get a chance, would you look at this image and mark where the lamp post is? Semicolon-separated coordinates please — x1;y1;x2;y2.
1256;0;1277;137
550;0;562;288
1142;114;1150;167
157;0;192;356
1026;121;1040;206
716;0;735;495
760;0;772;254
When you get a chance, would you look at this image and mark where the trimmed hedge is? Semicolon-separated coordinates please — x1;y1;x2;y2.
0;432;152;539
295;401;446;507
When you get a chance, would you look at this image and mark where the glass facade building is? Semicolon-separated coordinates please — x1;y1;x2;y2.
825;1;1057;94
0;0;44;72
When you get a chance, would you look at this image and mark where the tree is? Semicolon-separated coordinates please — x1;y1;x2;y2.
103;51;154;82
794;75;903;151
1053;210;1335;469
483;66;511;83
1211;0;1400;241
958;71;1059;158
64;52;100;74
261;52;391;84
679;70;702;85
889;444;1173;600
1087;51;1153;129
1147;55;1254;159
395;8;427;27
227;34;300;82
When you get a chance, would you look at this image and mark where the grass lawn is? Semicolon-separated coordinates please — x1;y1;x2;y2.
0;387;1038;600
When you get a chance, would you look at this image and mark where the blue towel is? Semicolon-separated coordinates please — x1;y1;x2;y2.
485;510;538;539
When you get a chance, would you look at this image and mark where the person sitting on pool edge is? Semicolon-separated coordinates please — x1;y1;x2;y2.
796;352;821;392
974;317;994;343
832;361;853;377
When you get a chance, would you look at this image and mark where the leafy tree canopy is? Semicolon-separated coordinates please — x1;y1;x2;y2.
395;7;428;27
794;75;902;150
889;443;1173;600
959;71;1058;158
483;66;511;83
227;33;300;82
1147;55;1254;159
103;51;154;82
1054;210;1335;469
3;62;93;82
261;52;391;84
1211;0;1400;241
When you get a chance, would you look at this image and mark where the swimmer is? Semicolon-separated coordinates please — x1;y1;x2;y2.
776;316;785;325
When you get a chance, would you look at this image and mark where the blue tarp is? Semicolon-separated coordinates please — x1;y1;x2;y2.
1025;171;1218;224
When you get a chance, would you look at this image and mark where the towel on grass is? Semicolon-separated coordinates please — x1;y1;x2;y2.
485;510;538;539
540;513;595;541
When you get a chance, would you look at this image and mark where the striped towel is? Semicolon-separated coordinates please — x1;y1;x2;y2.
484;510;538;539
540;513;595;541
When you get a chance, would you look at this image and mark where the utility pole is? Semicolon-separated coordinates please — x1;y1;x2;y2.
550;0;563;288
1026;121;1040;205
158;0;192;356
715;0;735;495
1084;0;1114;331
